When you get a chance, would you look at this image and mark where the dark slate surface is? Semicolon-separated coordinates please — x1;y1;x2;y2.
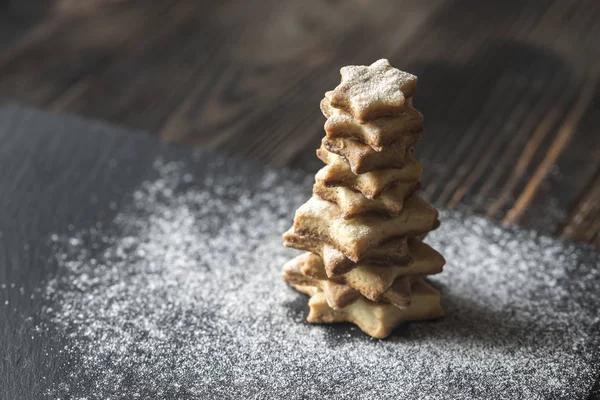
0;105;598;399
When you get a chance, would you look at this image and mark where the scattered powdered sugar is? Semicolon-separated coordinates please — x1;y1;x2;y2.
41;159;600;399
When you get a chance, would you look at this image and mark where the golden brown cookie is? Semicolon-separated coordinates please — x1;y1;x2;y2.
313;180;420;219
283;228;412;277
282;259;361;309
322;132;421;174
283;253;415;309
316;148;421;199
284;238;444;301
327;59;418;122
292;279;443;339
321;96;423;151
340;238;443;300
291;195;439;262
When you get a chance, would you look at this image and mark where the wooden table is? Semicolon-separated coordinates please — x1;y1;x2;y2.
1;0;599;247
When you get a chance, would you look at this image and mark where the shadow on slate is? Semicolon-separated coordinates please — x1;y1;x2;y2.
0;104;599;399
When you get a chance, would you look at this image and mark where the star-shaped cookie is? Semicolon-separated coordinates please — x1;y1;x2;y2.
322;134;420;174
291;195;439;262
313;180;420;219
283;253;415;309
328;59;418;122
283;228;412;277
291;279;444;339
283;239;444;301
321;96;423;151
316;148;422;199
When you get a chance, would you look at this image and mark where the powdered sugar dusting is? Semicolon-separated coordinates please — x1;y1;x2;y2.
41;159;600;399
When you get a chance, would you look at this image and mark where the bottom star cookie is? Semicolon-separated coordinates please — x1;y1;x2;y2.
289;279;443;339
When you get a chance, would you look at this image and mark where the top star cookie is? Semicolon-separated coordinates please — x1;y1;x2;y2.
328;59;418;122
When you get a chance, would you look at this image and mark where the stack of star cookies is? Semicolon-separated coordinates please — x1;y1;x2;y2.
282;59;445;339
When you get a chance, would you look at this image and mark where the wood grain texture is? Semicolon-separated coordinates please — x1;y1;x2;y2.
0;0;598;246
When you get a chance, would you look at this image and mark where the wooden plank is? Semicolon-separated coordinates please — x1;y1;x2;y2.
426;0;578;210
0;1;53;53
160;0;447;155
419;0;579;205
558;169;600;243
50;0;237;130
408;0;559;210
0;0;178;107
503;76;597;225
408;0;600;237
508;2;600;232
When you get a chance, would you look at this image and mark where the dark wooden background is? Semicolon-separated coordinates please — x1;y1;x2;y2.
1;0;599;247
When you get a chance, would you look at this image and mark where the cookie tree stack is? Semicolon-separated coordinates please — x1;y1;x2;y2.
282;59;445;339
